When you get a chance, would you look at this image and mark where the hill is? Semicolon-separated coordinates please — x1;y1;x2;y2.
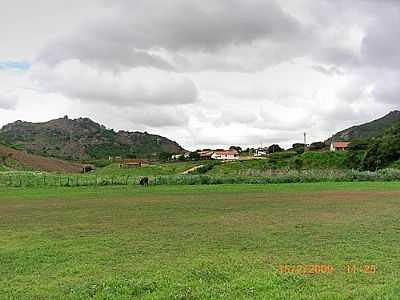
327;110;400;142
0;116;185;160
0;144;87;173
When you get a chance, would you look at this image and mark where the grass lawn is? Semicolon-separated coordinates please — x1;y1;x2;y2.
1;182;400;299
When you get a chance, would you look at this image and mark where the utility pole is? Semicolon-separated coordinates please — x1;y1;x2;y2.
304;132;307;152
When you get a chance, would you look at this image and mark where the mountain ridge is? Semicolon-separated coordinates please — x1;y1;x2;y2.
327;110;400;143
0;116;185;160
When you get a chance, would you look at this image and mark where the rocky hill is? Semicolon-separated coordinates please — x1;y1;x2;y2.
0;116;185;160
327;111;400;143
0;144;88;173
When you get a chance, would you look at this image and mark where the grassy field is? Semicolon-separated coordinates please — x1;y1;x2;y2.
1;182;400;299
206;152;349;176
96;161;202;176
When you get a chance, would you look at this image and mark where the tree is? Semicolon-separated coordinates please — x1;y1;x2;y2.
292;143;305;154
343;140;369;170
158;152;171;161
309;142;326;151
362;122;400;170
268;144;283;153
229;146;242;152
178;154;187;161
291;157;303;171
362;140;382;171
189;151;200;160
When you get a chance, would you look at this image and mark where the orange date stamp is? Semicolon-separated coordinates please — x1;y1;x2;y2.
279;264;334;275
279;264;377;275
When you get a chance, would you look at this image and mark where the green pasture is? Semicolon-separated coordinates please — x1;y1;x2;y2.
95;161;201;176
207;152;349;176
1;182;400;299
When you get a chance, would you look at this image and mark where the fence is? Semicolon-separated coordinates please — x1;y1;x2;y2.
1;169;400;188
0;173;140;187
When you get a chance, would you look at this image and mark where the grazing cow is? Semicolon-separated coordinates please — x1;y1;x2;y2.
139;177;149;186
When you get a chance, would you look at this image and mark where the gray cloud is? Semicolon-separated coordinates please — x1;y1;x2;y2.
361;8;400;69
30;61;199;106
37;0;312;72
38;37;175;71
311;65;344;76
371;71;400;105
105;0;304;51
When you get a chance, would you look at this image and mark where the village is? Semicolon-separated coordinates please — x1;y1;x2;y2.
114;140;352;169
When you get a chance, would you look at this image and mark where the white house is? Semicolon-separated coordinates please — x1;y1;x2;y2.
211;149;239;160
255;148;268;157
172;152;190;160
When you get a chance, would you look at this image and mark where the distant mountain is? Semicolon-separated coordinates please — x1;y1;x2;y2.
327;111;400;143
0;116;185;160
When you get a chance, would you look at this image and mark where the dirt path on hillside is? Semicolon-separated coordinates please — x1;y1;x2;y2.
181;165;204;174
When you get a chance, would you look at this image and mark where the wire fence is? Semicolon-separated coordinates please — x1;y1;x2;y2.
1;168;400;188
0;173;141;187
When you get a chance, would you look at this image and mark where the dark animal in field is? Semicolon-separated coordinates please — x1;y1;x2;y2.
139;177;149;186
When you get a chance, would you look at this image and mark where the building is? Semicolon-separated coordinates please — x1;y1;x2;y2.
211;149;239;160
330;141;351;152
255;148;268;157
172;152;190;160
108;156;122;161
120;159;149;168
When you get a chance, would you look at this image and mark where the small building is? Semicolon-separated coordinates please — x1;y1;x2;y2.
172;152;190;160
255;148;268;157
330;141;351;152
109;156;122;161
211;149;239;160
81;164;95;173
120;159;149;168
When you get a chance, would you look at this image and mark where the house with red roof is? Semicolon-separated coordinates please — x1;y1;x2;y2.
211;149;239;160
330;141;351;152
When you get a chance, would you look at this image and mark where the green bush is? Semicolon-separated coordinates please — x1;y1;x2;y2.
269;151;298;160
298;151;348;169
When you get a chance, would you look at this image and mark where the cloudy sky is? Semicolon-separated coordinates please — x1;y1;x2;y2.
1;0;399;150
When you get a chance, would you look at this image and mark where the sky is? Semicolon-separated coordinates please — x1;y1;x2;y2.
1;0;400;150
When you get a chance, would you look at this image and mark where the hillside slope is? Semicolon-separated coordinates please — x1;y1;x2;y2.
0;145;86;173
327;111;400;142
0;116;185;160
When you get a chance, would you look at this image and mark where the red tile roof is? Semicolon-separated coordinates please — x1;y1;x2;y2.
212;150;239;155
334;142;351;148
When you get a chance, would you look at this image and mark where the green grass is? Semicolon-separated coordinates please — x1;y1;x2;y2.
95;161;202;176
0;164;8;171
0;157;32;172
206;151;348;176
389;160;400;169
207;159;277;176
1;182;400;299
299;151;348;169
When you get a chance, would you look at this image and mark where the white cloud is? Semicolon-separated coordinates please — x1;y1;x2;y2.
30;60;199;106
0;92;17;110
